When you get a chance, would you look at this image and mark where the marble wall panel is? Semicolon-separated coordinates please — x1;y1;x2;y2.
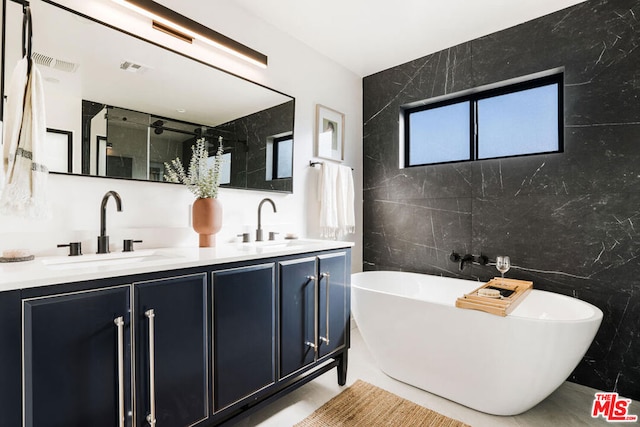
363;197;472;274
362;0;640;400
571;284;640;396
472;0;640;127
217;101;294;192
472;193;640;282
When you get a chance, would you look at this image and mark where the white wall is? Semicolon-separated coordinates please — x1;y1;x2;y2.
0;0;363;270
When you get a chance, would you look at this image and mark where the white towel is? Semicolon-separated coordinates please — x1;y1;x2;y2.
0;121;4;192
337;165;355;235
318;162;355;239
1;58;28;197
1;57;49;218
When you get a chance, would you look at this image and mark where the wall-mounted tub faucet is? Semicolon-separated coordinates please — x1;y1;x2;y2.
256;198;277;242
459;254;474;271
449;251;489;271
97;190;122;254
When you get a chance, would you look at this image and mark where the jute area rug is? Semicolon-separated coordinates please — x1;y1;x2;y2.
294;380;471;427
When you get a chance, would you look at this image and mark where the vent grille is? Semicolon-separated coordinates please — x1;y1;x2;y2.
120;61;149;73
31;52;53;67
53;59;79;73
31;52;79;73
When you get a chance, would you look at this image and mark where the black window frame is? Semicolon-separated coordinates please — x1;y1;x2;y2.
270;134;293;180
403;72;564;167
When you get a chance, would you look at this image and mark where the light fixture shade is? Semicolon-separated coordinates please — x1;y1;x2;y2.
112;0;268;68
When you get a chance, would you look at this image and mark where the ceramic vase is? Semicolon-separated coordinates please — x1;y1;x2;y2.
192;197;222;247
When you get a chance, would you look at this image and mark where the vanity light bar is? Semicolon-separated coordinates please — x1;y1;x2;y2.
151;21;193;44
110;0;268;68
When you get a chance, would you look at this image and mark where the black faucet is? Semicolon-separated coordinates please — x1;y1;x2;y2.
459;254;474;271
97;190;122;254
256;198;277;242
449;251;489;271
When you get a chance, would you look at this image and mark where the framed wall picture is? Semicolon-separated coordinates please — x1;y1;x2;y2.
46;128;73;173
315;104;345;162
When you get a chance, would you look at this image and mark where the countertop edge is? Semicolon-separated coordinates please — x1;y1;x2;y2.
0;239;354;292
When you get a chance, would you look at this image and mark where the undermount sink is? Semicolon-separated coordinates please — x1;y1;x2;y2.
242;239;307;252
41;249;181;270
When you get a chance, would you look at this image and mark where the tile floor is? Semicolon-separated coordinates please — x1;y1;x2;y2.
234;323;638;426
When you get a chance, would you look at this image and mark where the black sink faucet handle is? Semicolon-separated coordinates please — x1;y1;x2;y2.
58;242;82;256
123;239;143;252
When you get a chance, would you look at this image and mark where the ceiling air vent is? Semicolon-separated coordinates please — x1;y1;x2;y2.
120;61;150;73
31;52;53;67
52;59;80;73
31;52;80;73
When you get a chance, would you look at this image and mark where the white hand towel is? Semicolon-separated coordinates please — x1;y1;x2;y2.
1;58;49;218
318;162;339;238
336;164;355;235
1;58;29;197
318;162;355;239
0;121;4;192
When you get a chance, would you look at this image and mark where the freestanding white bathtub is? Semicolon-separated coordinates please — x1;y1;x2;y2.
351;271;603;416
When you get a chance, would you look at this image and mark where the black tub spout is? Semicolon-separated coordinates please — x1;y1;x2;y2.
459;254;474;271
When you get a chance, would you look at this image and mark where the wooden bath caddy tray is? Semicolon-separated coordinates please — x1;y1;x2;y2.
456;277;533;316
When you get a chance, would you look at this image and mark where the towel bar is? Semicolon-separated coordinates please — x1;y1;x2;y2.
309;161;353;170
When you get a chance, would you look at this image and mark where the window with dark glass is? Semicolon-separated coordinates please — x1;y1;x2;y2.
271;135;293;179
404;73;563;167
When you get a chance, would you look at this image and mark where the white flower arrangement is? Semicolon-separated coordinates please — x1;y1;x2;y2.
164;136;225;199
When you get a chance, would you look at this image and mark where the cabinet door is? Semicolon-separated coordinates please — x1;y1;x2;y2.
212;263;275;411
134;273;208;427
23;285;131;427
0;290;21;427
318;252;348;358
279;257;317;378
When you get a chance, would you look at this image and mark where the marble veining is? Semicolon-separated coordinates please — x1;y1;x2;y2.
217;101;293;192
363;0;640;401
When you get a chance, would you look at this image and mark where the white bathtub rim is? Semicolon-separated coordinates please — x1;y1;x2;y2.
351;271;603;324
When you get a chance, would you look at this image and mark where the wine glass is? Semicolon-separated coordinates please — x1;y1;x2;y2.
495;256;511;282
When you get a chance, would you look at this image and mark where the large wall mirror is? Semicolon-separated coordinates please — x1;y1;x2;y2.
2;0;295;192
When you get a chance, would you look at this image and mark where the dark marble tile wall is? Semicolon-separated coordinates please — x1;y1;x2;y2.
362;0;640;400
216;101;294;192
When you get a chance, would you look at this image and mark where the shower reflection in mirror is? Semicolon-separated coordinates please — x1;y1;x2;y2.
83;100;293;188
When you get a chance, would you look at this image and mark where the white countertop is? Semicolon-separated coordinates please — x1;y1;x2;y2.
0;239;354;292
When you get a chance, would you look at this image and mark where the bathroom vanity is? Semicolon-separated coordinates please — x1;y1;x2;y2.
0;240;352;427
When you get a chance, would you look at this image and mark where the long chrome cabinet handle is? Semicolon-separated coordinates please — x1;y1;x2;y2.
114;316;125;427
320;272;330;345
145;309;157;427
304;275;319;361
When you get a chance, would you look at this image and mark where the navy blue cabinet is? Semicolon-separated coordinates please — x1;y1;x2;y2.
317;252;349;360
22;274;209;427
279;256;318;377
211;263;276;412
134;273;209;427
23;285;132;427
0;290;22;427
13;247;350;426
279;251;349;382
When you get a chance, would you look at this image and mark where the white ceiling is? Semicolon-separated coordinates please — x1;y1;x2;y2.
233;0;587;77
